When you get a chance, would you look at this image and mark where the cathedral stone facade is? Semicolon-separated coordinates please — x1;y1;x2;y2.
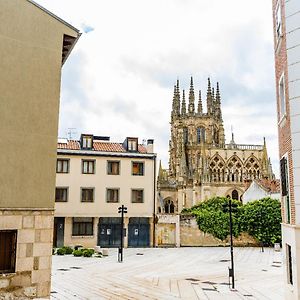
157;77;274;214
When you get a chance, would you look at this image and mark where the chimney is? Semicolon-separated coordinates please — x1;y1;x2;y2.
146;139;154;153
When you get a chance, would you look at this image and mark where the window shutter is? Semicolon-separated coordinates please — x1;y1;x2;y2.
280;157;287;196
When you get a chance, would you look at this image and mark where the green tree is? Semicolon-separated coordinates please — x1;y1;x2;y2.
183;197;243;241
240;197;281;246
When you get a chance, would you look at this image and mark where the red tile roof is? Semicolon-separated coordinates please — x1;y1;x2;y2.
57;140;148;153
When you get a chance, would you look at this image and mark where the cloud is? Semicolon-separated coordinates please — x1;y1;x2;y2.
36;0;279;176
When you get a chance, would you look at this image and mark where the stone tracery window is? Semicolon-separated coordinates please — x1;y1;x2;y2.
244;156;260;180
209;155;225;182
226;155;243;182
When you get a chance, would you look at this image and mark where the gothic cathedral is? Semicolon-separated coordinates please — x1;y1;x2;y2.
157;77;274;214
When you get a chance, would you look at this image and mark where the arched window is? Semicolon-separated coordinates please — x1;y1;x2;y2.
183;127;188;144
164;199;175;214
232;190;239;200
197;127;206;144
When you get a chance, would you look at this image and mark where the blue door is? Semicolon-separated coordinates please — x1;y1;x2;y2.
98;218;121;248
128;218;150;247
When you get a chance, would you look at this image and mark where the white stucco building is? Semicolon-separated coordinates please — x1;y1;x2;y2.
54;134;156;248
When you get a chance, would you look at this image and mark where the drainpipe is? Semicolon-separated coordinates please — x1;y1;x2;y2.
152;155;157;247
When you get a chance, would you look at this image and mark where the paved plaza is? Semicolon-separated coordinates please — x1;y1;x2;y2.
50;247;284;300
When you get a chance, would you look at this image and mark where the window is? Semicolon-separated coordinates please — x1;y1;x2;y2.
81;135;93;149
106;188;119;203
197;127;206;144
72;217;93;236
279;74;286;119
132;189;144;203
164;199;175;213
81;188;94;202
280;156;290;223
287;244;293;285
55;187;68;202
183;127;188;144
232;190;239;200
0;230;17;273
107;161;120;175
82;160;95;174
275;2;282;42
128;138;137;151
56;159;69;173
132;162;144;176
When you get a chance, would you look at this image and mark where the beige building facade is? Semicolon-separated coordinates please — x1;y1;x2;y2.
157;78;274;246
272;0;300;298
0;0;79;298
55;135;156;249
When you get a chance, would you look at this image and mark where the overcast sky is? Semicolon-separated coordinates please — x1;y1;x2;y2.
36;0;279;176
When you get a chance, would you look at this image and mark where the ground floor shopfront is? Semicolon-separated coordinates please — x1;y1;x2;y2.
53;216;154;249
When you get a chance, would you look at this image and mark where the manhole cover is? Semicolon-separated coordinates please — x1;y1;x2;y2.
70;267;82;269
185;278;199;282
51;291;57;294
262;269;268;272
243;295;254;297
136;253;144;255
57;268;70;271
219;282;230;285
272;265;281;268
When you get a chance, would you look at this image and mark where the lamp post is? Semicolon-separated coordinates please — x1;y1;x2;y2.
222;198;238;289
118;205;127;262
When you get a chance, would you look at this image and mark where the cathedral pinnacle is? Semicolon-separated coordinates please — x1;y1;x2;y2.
198;90;203;114
206;77;213;115
188;76;195;114
215;82;222;120
181;89;186;115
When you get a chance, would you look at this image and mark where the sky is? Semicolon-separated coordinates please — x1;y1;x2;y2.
35;0;279;176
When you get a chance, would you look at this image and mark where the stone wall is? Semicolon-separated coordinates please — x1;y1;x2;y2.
180;215;259;247
0;209;53;299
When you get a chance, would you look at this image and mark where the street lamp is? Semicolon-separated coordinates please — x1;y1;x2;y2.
222;198;238;289
118;205;127;262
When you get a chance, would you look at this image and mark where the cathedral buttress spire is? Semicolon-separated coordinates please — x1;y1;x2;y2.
206;77;213;115
215;82;222;120
171;85;177;119
175;80;181;116
198;90;203;114
181;89;186;115
188;76;195;114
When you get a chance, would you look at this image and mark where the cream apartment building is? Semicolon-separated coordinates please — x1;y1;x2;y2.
0;0;79;298
272;0;300;298
55;134;156;248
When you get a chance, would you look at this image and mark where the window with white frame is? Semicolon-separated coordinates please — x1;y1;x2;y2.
280;155;290;223
279;74;286;119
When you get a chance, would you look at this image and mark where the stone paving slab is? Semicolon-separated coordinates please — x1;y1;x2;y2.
50;247;284;300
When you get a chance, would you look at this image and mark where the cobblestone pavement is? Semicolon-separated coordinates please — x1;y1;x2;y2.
50;247;283;300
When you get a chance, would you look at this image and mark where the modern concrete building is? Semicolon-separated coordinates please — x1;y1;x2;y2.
54;135;156;249
0;0;79;298
272;0;300;298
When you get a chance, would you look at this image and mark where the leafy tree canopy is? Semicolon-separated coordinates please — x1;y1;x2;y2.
182;196;281;245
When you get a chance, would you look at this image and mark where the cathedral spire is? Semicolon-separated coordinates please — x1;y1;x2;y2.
175;79;181;116
188;76;195;114
181;89;186;115
198;90;203;114
171;85;177;117
206;77;213;115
